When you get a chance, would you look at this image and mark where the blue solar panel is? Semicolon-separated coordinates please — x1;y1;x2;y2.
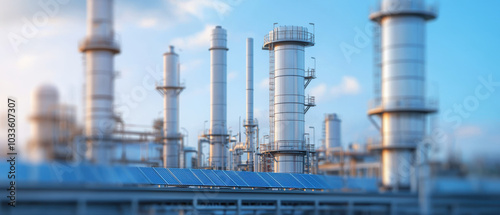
237;171;270;187
79;165;101;183
203;170;229;186
224;171;249;186
112;166;146;184
305;175;329;189
138;167;166;185
258;173;282;188
125;167;151;184
268;173;304;188
168;168;203;186
323;175;344;189
96;166;121;184
213;170;237;186
292;174;315;189
154;168;181;185
190;169;215;186
50;164;81;183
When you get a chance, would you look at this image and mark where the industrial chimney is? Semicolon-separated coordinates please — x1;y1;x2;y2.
208;26;229;170
368;0;437;190
79;0;120;164
156;46;184;168
262;26;315;173
244;38;256;171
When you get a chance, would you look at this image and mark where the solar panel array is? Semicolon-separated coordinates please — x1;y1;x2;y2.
3;163;376;191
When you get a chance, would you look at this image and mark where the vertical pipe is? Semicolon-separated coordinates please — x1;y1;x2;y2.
245;38;255;171
80;0;120;164
209;26;228;169
163;46;180;168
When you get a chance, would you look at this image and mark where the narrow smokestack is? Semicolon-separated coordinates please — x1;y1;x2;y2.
79;0;120;164
209;26;229;169
245;38;255;171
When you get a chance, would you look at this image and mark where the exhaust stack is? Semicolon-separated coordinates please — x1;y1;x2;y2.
79;0;120;164
245;38;256;171
208;26;229;169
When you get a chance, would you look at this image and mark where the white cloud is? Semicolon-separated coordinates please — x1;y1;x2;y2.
228;71;238;81
308;76;361;102
309;83;327;102
138;18;159;28
170;25;214;51
259;78;269;90
331;76;361;97
170;0;237;20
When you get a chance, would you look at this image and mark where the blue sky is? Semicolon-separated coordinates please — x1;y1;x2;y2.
0;0;499;162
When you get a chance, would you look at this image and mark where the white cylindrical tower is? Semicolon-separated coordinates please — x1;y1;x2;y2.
29;85;59;162
263;26;315;173
79;0;120;164
369;0;437;190
325;113;341;150
245;38;256;171
209;26;229;170
161;46;183;168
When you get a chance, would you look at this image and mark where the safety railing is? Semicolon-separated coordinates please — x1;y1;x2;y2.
79;35;120;52
264;26;315;45
261;140;306;152
368;97;438;111
370;0;439;16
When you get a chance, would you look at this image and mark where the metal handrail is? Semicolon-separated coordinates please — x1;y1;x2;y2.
368;97;438;110
370;0;438;15
79;35;120;51
264;27;315;45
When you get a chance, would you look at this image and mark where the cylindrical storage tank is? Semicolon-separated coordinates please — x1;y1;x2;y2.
163;46;181;168
209;26;228;169
184;146;196;168
81;0;120;164
29;84;59;162
325;114;341;151
369;0;437;190
263;26;315;174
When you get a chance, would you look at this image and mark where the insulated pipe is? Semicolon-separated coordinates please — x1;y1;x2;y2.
80;0;120;164
163;46;181;168
369;0;437;190
209;26;228;169
245;38;255;171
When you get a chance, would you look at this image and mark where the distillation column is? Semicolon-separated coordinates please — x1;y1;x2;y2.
369;0;437;190
263;26;315;173
209;26;229;169
245;38;256;171
325;113;341;161
79;0;120;164
28;85;59;162
157;46;184;168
